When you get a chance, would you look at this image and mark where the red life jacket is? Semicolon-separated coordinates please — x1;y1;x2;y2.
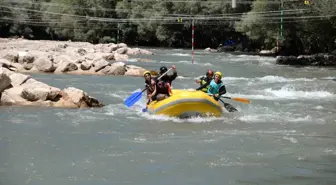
156;80;170;96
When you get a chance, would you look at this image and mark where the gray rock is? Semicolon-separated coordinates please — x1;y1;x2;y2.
8;73;31;87
93;59;109;72
0;71;12;93
34;57;55;72
3;51;19;63
80;61;92;70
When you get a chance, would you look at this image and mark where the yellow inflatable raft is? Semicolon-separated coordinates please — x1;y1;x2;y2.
146;89;224;118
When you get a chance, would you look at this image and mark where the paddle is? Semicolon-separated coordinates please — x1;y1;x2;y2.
207;93;238;112
124;68;172;108
221;96;251;104
218;98;238;112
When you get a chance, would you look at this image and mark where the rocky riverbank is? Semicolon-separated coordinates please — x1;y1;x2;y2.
0;66;104;108
0;38;157;77
276;54;336;67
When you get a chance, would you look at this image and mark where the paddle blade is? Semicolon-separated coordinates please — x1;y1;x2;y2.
142;107;147;112
231;97;251;104
223;102;238;112
124;91;143;107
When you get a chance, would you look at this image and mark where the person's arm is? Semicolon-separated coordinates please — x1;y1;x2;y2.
168;72;177;81
168;65;177;81
196;81;208;90
195;77;204;84
167;83;172;95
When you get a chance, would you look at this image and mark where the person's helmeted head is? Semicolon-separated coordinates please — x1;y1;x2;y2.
206;69;214;79
143;71;151;81
159;66;168;76
214;71;222;83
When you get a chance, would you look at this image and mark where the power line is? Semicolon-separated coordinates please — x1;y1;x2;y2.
1;5;322;22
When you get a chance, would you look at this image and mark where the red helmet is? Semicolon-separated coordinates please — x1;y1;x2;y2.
206;69;214;76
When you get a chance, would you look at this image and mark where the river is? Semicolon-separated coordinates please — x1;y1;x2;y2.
1;49;336;185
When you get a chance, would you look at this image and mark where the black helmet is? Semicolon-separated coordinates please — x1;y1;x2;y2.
160;66;168;74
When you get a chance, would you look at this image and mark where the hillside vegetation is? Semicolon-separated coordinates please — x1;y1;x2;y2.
0;0;335;54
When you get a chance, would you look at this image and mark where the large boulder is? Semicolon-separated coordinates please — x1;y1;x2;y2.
3;51;19;63
118;43;128;48
80;61;92;70
60;87;104;108
18;51;35;64
116;47;128;54
109;62;126;75
0;69;104;108
0;59;12;68
21;79;61;102
55;60;78;73
8;72;31;87
34;57;55;72
0;70;12;93
114;53;128;62
124;65;146;76
93;59;109;72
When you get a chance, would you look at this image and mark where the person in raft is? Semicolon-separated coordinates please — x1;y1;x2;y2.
156;65;177;86
207;71;226;101
143;71;156;105
143;64;177;104
195;69;214;93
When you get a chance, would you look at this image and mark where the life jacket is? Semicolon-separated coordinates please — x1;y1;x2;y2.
207;79;224;95
156;80;171;96
199;76;211;92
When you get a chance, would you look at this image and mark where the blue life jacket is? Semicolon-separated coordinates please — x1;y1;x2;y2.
207;79;224;95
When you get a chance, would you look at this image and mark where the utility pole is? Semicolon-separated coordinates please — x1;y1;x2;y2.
232;0;236;8
280;0;284;38
117;23;120;43
277;0;284;52
191;19;194;64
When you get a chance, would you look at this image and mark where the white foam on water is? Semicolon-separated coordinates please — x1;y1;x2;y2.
230;54;275;60
203;62;213;66
223;75;316;83
107;89;142;100
282;136;298;144
264;85;334;99
159;61;174;64
158;60;214;67
175;75;316;84
324;148;336;155
227;85;335;100
237;114;313;124
55;109;108;126
257;75;315;83
321;76;336;80
136;108;228;123
178;60;191;64
127;58;138;62
171;53;190;56
176;76;192;80
203;129;300;137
